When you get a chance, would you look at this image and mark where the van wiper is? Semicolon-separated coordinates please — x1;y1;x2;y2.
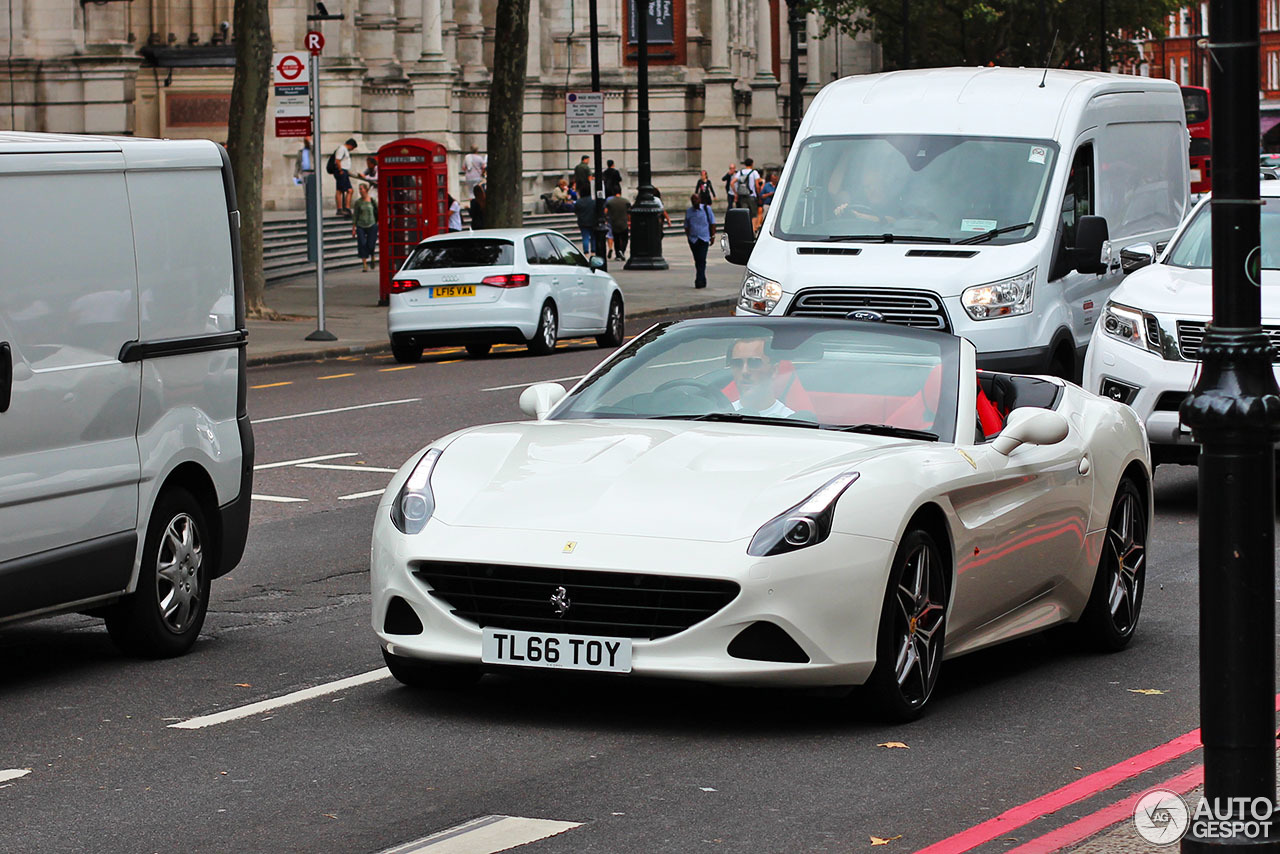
956;222;1036;245
823;234;953;244
655;412;821;429
823;423;939;441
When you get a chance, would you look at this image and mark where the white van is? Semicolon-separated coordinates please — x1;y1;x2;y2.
725;67;1189;378
0;133;252;657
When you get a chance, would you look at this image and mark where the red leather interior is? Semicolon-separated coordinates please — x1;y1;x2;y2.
721;360;816;412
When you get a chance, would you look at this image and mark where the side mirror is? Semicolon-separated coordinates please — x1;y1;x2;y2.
723;207;756;265
1073;215;1109;275
1120;242;1156;274
518;382;567;420
990;407;1070;456
589;255;605;271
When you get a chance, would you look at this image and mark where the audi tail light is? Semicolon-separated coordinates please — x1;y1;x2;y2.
390;278;422;293
481;274;530;288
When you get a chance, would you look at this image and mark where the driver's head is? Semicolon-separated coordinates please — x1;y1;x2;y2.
728;337;779;410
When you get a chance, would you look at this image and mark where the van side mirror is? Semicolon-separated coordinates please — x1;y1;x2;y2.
991;408;1070;456
1120;242;1156;274
1073;215;1109;275
722;208;756;265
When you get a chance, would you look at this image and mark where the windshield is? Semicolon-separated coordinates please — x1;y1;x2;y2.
552;319;960;443
403;239;514;270
1165;199;1280;270
772;135;1058;244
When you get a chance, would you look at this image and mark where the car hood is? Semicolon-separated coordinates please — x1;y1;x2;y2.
429;420;917;542
1111;264;1280;317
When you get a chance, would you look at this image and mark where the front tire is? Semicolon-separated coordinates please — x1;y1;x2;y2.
1079;477;1147;651
528;302;558;355
865;529;948;722
392;342;423;363
465;342;492;358
382;648;481;689
596;295;625;348
105;487;211;658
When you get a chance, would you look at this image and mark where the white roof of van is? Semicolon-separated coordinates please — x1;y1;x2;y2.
805;67;1183;140
0;132;223;167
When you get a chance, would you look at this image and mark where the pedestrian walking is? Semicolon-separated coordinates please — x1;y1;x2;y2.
721;162;737;210
358;156;378;186
446;193;462;232
734;158;761;220
684;192;716;289
469;184;487;230
757;172;776;230
574;193;596;254
351;183;378;272
605;189;630;261
573;155;592;197
695;169;716;207
330;137;357;216
464;145;487;197
293;135;314;184
603;159;623;197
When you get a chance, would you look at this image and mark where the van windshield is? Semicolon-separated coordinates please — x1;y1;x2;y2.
772;135;1058;245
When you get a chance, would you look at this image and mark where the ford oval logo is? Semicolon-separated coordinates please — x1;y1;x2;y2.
848;309;885;323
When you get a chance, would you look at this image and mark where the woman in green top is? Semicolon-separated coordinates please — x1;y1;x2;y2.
351;183;378;272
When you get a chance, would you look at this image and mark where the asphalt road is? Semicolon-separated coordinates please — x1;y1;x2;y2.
0;310;1264;854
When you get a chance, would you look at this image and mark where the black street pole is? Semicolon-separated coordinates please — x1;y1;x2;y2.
1180;0;1280;851
788;0;803;142
588;0;607;270
624;0;667;270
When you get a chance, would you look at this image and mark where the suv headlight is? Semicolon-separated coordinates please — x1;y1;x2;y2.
748;472;860;557
390;448;441;535
738;270;783;315
1100;302;1155;352
961;268;1036;320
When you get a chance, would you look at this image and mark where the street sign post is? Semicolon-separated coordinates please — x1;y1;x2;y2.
304;40;335;342
272;52;311;137
305;30;325;55
565;92;604;136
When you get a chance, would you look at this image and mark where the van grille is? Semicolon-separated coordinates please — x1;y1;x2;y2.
412;561;740;640
786;288;951;331
1176;321;1280;362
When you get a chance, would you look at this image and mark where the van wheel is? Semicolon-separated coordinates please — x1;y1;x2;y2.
392;343;423;364
382;648;481;689
1050;346;1077;383
465;342;492;358
596;296;625;348
105;487;211;658
528;303;558;355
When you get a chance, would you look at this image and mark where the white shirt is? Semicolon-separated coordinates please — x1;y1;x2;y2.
732;398;794;418
448;199;462;231
464;153;487;181
737;169;760;197
334;145;352;173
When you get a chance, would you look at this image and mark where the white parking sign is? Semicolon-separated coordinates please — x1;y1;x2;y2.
565;92;604;136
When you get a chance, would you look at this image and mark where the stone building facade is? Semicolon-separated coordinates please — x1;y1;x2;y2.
0;0;879;211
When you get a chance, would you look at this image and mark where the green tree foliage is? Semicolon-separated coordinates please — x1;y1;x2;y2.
803;0;1182;70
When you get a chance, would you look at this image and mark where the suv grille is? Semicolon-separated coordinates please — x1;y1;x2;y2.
412;561;740;640
1177;321;1280;362
786;288;951;330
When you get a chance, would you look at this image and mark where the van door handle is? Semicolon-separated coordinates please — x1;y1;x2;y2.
551;277;560;285
0;342;11;413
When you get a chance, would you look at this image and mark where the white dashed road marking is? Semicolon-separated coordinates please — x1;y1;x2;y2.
0;769;31;784
255;452;358;470
168;668;391;730
298;463;399;473
339;488;387;501
482;375;585;392
251;494;309;503
254;398;422;424
377;815;582;854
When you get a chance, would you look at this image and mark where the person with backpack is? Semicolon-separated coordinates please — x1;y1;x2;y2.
721;162;737;209
328;137;358;216
735;157;761;221
684;192;716;289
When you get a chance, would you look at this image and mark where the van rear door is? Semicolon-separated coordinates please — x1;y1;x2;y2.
0;152;142;618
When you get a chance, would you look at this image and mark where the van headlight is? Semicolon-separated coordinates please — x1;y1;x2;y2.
738;271;783;315
961;268;1036;320
1101;302;1155;351
390;448;441;535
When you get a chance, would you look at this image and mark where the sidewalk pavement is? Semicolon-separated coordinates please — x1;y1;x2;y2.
246;246;743;366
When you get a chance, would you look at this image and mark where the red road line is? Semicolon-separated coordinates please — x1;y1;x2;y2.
1002;765;1204;854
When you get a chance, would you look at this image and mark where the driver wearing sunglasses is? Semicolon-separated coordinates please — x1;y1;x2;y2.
726;337;795;418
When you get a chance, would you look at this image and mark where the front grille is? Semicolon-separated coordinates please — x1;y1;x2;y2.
1145;316;1162;351
796;246;861;256
1154;391;1189;412
786;288;951;331
1177;321;1280;362
412;561;740;640
904;249;978;258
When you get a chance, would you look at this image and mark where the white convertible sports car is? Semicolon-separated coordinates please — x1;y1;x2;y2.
371;318;1151;719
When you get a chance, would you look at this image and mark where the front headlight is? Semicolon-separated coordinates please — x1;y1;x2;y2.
738;270;783;315
1100;302;1153;351
748;472;860;557
961;268;1036;320
390;448;441;535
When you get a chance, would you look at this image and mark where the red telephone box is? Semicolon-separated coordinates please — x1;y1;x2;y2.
376;138;450;304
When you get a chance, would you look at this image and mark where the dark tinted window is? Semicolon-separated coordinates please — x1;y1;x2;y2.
1182;87;1209;125
1060;143;1094;251
550;233;590;267
403;239;514;270
1190;137;1211;156
529;234;559;265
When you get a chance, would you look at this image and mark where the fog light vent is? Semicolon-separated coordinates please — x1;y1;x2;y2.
727;621;810;663
1100;378;1139;405
384;596;424;635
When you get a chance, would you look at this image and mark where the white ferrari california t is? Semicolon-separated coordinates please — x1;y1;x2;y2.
371;318;1152;719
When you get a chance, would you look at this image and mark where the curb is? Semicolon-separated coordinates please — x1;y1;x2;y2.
244;297;737;368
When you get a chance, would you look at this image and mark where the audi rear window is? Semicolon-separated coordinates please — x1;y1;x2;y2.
403;239;514;270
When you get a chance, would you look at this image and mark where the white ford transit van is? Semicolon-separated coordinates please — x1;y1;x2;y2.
724;67;1189;378
0;133;252;657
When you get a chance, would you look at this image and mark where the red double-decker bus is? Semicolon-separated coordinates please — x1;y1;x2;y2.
1182;85;1211;194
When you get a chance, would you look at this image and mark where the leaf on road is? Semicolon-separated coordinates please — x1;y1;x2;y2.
234;683;252;688
877;741;909;749
1128;688;1166;695
870;835;902;846
323;813;338;820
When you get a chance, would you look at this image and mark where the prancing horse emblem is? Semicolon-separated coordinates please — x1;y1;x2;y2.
550;586;571;617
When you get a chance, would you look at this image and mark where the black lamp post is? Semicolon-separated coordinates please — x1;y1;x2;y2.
788;0;804;142
588;0;608;269
624;0;668;270
1179;1;1280;851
